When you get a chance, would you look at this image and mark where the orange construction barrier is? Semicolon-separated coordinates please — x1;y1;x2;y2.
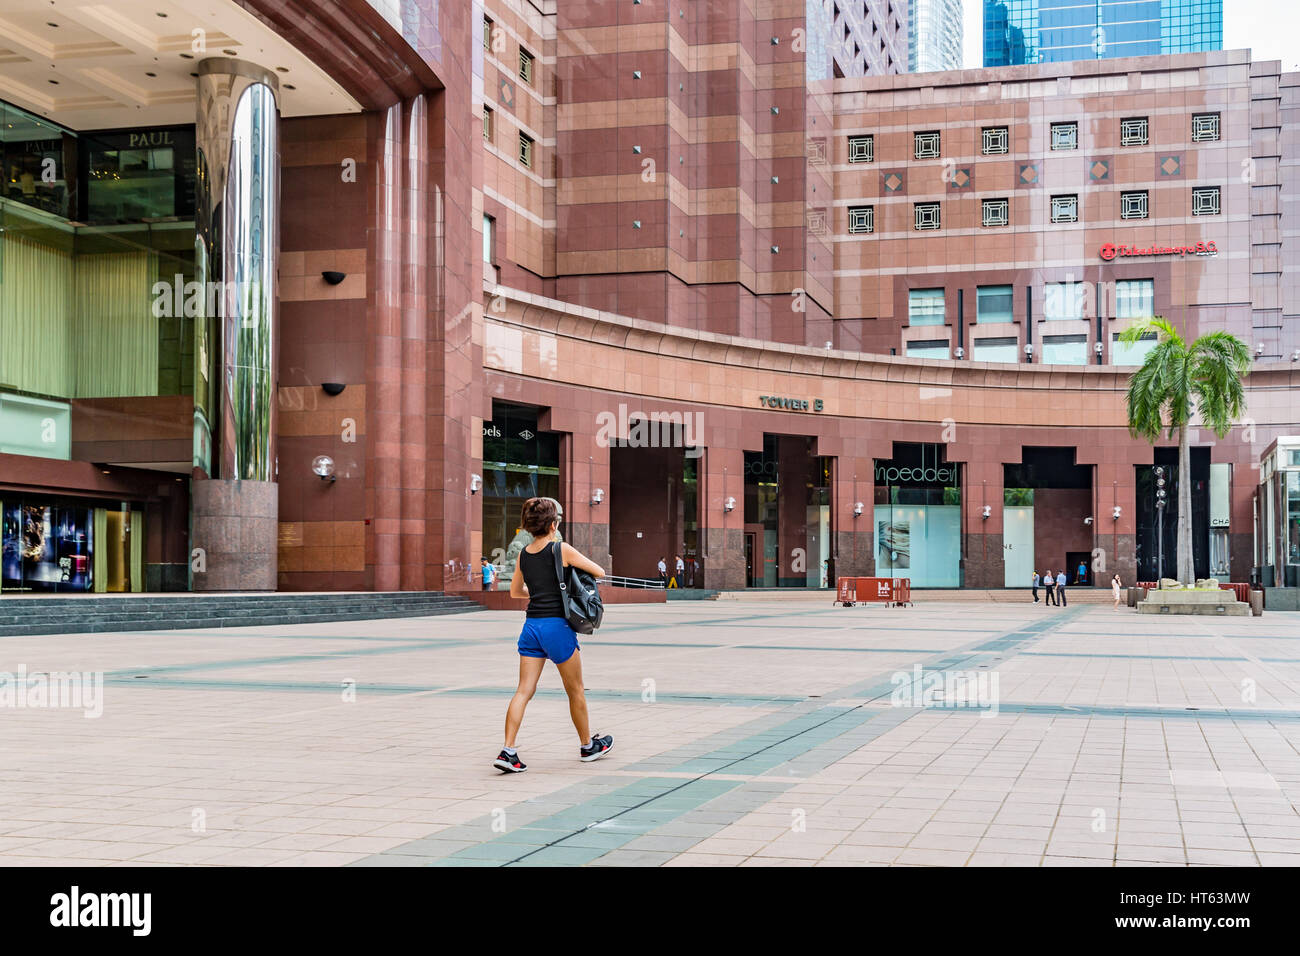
835;576;911;607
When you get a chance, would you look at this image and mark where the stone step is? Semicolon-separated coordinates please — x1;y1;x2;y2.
0;592;483;636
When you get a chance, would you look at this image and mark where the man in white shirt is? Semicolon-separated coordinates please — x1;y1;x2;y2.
675;554;684;585
1055;569;1068;606
657;557;667;587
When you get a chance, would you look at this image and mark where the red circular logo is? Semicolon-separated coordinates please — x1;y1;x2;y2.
1100;243;1117;261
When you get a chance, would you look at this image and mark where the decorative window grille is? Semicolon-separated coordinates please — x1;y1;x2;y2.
483;107;493;142
914;202;940;231
519;48;534;84
847;206;874;233
982;126;1009;155
1120;190;1148;220
1050;122;1077;150
1050;194;1078;223
1120;117;1149;146
848;135;874;163
914;131;940;159
519;133;534;168
1192;186;1220;216
981;198;1009;227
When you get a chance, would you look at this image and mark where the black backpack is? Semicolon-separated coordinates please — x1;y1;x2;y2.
551;542;604;634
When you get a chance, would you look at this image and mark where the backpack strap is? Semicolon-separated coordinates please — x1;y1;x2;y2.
551;541;572;615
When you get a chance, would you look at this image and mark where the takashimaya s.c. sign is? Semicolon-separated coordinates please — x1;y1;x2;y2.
1100;241;1217;261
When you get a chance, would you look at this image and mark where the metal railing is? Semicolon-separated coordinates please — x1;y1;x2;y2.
601;575;666;590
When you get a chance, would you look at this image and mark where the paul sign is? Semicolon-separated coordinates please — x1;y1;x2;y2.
1100;241;1217;261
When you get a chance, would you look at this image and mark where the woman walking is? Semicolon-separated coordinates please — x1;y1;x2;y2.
493;496;614;773
1112;573;1124;609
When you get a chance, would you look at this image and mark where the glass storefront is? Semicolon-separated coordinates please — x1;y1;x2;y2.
873;443;961;586
743;435;832;587
481;402;560;588
0;497;142;593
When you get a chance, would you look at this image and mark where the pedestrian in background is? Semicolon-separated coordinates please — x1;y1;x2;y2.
1031;570;1040;604
481;557;496;592
1044;568;1057;606
657;556;668;587
1056;568;1068;607
1112;573;1123;609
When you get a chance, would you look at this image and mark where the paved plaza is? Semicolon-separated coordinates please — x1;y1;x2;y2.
1;597;1299;867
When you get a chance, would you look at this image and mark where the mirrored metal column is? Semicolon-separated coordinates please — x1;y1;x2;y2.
194;58;279;481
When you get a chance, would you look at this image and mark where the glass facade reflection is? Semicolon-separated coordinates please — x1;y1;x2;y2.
481;402;560;588
985;0;1223;66
874;443;962;587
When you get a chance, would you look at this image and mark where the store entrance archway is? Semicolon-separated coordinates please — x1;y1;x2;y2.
1003;447;1094;587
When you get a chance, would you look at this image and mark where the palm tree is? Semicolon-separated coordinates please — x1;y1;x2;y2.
1120;318;1251;585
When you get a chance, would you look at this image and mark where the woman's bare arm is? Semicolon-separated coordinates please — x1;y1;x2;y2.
561;542;604;578
509;562;529;599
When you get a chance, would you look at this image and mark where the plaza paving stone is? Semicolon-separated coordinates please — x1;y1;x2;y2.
1;597;1299;867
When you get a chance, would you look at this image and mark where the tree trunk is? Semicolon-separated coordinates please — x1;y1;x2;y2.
1177;423;1194;585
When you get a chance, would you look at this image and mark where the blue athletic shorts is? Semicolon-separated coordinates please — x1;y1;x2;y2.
517;616;580;664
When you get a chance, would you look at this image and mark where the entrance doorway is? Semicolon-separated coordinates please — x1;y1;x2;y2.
1004;447;1094;587
744;532;756;588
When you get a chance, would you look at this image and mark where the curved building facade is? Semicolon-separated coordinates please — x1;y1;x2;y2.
0;3;1295;597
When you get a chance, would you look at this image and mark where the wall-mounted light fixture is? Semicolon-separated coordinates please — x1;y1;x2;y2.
1024;343;1033;357
591;488;605;506
723;496;736;513
470;474;482;495
321;271;346;285
853;501;864;518
321;382;346;396
954;346;964;359
1093;341;1104;354
312;455;336;483
981;505;991;519
1255;343;1265;357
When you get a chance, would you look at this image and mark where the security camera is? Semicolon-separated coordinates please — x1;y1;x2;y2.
1112;506;1122;520
1093;342;1103;354
981;505;991;519
1084;516;1093;525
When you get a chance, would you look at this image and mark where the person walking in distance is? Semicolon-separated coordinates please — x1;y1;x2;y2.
1111;573;1123;609
480;557;496;592
493;497;613;773
675;554;685;587
1055;567;1068;607
1043;568;1057;606
1031;570;1040;604
657;556;668;587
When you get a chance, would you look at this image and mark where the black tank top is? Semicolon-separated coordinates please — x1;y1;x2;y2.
520;541;565;619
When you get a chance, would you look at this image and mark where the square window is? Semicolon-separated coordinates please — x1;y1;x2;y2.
906;339;950;360
914;131;940;159
1120;190;1148;220
982;126;1009;155
976;285;1014;323
1050;122;1077;150
1115;279;1154;320
519;132;534;168
519;48;534;84
1042;334;1087;365
1121;117;1149;146
981;198;1009;227
914;201;940;231
908;288;945;326
1192;113;1220;142
1050;194;1078;223
848;135;874;163
1192;186;1220;216
847;205;874;233
1045;281;1085;321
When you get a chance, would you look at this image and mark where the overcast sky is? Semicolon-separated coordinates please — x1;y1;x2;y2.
960;0;1300;71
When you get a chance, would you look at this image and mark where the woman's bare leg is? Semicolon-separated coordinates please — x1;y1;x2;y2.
504;655;546;748
554;651;592;744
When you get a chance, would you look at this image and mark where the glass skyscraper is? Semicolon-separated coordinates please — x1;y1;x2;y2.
984;0;1223;66
909;0;965;73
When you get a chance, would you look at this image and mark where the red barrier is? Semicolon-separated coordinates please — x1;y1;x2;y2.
835;577;911;607
1219;582;1251;604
